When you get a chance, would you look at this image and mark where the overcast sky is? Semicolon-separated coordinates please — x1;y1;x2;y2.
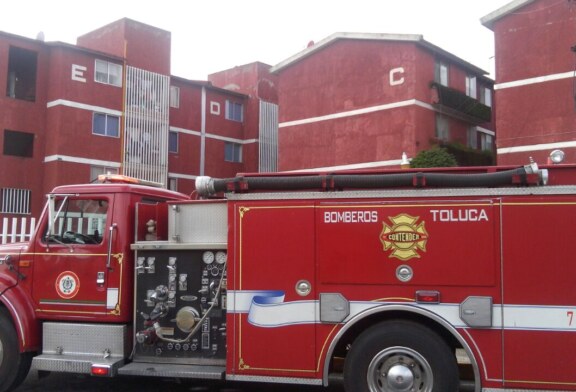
1;0;511;80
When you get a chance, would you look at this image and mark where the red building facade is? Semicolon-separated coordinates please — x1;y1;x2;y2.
482;0;576;164
0;19;277;225
271;33;494;172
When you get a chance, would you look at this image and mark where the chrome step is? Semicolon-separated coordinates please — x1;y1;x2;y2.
32;354;125;375
117;362;225;380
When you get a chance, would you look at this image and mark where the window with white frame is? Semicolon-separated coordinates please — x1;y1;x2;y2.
95;59;122;87
435;60;449;87
467;127;478;149
225;100;243;122
90;166;118;183
1;188;31;214
479;87;492;107
436;113;450;141
435;114;450;141
481;133;494;151
225;142;242;162
467;127;494;151
170;86;180;108
466;75;477;98
169;131;178;153
93;113;120;137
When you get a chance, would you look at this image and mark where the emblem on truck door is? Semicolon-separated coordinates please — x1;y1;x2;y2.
380;214;428;260
55;271;80;299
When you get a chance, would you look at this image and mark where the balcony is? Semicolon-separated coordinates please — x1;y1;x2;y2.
430;82;491;124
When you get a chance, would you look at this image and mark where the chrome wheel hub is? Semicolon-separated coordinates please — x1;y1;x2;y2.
367;346;433;392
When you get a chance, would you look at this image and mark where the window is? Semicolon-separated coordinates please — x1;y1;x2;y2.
479;87;492;107
93;113;120;137
6;46;37;101
466;75;477;99
435;60;449;87
467;127;478;149
3;130;34;157
468;127;494;151
226;100;243;122
90;166;118;182
435;114;449;141
45;197;109;245
1;188;31;214
481;133;494;151
170;86;180;108
169;131;178;153
225;142;242;163
168;178;178;191
95;59;122;87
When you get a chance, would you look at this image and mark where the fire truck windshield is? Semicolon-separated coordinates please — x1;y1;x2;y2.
44;195;109;245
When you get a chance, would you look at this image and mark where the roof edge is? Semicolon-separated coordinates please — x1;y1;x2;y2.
481;0;536;29
271;32;488;76
270;32;423;74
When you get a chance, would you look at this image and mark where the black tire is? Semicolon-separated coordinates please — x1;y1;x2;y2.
343;320;459;392
0;308;32;392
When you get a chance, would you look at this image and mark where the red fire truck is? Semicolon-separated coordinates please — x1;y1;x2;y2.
1;159;575;392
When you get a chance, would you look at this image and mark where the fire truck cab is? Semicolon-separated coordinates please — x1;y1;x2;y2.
1;162;576;392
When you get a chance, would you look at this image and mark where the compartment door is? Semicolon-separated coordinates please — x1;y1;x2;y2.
229;201;318;379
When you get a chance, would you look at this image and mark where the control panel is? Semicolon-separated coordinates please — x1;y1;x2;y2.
133;249;226;365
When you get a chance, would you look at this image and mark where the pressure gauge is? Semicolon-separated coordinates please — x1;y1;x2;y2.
202;251;215;264
215;251;227;264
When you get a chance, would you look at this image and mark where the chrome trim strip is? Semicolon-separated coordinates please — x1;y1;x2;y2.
484;389;568;392
226;374;322;385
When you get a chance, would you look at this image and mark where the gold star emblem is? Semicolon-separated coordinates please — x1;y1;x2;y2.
380;214;428;260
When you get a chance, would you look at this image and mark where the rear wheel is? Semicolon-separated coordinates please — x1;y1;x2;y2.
0;309;32;392
343;320;459;392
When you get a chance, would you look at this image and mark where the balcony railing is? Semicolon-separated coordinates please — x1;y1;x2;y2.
430;82;492;124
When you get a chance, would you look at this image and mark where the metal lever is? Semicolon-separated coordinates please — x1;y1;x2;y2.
106;223;118;270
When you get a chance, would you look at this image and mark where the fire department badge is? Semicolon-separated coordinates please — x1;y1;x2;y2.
55;271;80;299
380;214;428;260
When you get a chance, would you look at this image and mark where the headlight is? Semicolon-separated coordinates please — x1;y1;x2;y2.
549;149;565;164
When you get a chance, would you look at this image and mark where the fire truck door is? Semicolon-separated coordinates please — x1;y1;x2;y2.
32;195;118;320
501;201;576;388
230;201;317;378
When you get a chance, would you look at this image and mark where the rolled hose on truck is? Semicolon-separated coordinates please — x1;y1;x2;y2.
195;163;546;197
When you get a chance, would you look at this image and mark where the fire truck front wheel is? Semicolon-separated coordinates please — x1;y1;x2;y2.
343;320;459;392
0;309;32;392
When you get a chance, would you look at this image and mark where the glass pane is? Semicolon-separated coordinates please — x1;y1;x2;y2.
107;116;119;137
225;142;233;161
48;198;108;244
169;131;178;153
235;144;242;162
440;65;448;86
109;63;122;86
93;113;106;135
95;60;108;83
